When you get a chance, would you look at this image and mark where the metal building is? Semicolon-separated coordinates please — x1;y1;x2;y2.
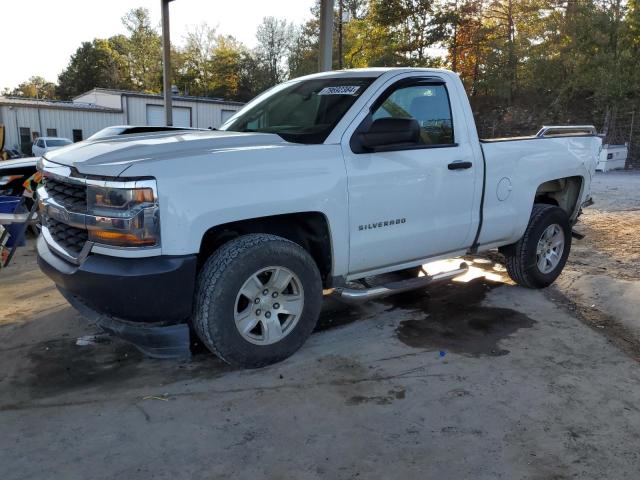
0;90;244;154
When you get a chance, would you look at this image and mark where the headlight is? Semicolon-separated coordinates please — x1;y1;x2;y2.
86;182;160;247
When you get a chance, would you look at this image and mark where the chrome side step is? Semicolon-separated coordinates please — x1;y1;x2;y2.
334;263;469;304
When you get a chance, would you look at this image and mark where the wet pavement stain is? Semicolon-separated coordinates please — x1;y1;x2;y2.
391;278;535;357
14;336;233;399
346;388;406;406
10;298;369;400
315;297;372;332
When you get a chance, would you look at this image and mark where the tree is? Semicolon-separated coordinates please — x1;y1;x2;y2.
210;36;248;99
57;39;129;99
255;17;294;86
4;76;57;99
176;24;218;96
120;7;163;92
369;0;442;66
288;21;320;78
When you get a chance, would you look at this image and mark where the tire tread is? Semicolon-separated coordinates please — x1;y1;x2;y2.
504;204;568;289
192;234;321;367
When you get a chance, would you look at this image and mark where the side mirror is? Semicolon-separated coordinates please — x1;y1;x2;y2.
358;117;420;150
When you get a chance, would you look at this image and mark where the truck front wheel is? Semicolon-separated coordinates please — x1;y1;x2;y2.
503;204;572;289
192;234;323;368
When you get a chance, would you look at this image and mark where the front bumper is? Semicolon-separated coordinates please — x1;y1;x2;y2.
37;236;197;357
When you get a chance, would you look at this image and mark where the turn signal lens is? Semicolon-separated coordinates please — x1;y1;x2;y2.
89;229;157;247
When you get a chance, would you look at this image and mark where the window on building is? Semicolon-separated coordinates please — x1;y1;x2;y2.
19;127;31;155
72;129;83;142
47;128;57;137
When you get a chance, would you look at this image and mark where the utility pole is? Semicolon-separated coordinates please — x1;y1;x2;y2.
318;0;334;72
338;0;343;70
161;0;174;126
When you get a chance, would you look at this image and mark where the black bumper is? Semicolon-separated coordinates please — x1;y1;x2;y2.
37;235;197;324
38;236;199;357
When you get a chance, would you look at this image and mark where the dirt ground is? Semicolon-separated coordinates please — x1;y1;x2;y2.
1;171;639;480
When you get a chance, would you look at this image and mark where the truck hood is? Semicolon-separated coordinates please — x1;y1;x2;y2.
44;130;289;177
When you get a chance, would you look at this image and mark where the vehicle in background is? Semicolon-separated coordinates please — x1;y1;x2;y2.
32;137;72;157
36;68;602;368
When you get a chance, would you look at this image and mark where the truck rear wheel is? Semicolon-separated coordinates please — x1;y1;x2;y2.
503;204;572;289
192;234;323;368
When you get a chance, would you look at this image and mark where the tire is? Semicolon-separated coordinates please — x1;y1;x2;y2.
503;204;572;289
192;233;323;368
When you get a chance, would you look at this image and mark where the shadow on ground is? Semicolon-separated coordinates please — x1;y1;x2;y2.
4;273;536;403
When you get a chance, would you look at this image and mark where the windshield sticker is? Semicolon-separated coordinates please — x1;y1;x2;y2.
318;86;361;95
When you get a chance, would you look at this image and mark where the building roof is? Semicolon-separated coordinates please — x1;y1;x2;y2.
0;96;122;113
74;88;245;106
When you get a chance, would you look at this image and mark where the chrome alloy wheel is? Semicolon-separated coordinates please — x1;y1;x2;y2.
234;266;304;345
536;224;565;274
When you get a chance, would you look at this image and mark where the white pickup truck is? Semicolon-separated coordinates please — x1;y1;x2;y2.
37;68;601;367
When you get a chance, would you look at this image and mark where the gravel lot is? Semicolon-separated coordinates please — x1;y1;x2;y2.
1;171;639;480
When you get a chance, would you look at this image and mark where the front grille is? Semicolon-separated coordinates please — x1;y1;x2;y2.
46;217;88;255
44;177;87;211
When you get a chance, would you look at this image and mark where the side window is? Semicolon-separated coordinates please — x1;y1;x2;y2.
371;83;454;146
37;139;45;147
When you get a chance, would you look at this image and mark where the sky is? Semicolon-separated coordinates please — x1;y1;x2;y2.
1;0;316;91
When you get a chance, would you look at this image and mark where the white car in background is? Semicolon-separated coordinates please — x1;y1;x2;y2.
32;137;72;157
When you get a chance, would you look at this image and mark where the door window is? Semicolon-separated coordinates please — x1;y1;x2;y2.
372;83;454;146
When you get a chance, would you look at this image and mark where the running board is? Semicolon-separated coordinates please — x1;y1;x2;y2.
334;263;469;304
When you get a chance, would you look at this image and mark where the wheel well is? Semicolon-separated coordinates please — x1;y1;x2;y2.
534;176;583;217
198;212;333;286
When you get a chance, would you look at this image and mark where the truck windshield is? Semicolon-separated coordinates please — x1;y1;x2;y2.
221;77;375;144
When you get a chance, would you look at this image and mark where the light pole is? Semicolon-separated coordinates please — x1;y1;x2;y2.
161;0;174;126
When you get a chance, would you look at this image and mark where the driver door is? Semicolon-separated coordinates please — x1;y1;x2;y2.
343;78;479;275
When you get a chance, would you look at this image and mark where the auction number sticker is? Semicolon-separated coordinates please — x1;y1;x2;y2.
318;86;361;95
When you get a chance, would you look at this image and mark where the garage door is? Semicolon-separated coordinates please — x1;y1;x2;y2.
146;104;191;127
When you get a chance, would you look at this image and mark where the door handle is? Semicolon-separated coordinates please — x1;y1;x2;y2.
448;161;473;170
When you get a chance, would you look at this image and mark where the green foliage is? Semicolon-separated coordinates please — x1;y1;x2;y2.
256;17;294;85
57;39;131;99
3;76;57;99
